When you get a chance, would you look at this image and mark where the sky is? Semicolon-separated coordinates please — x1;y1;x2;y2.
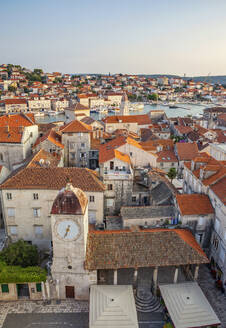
1;0;226;76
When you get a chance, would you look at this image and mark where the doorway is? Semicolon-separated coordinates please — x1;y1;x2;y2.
16;284;30;299
65;286;75;298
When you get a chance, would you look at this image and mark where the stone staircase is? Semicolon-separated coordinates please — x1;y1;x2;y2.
135;287;163;313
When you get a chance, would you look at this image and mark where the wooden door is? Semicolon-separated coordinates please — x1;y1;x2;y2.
65;286;75;298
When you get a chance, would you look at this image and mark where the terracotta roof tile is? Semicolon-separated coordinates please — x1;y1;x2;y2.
176;142;199;161
0;126;23;143
60;120;92;133
0;113;35;127
34;129;64;149
104;114;152;125
176;194;214;215
157;150;177;162
0;167;105;192
85;228;208;270
210;176;226;205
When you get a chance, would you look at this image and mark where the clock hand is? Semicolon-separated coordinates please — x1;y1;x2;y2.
64;225;71;238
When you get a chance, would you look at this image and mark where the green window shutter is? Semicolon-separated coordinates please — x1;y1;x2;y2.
1;284;9;293
36;283;42;292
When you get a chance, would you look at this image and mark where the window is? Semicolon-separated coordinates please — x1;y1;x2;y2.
7;193;12;200
33;208;40;217
160;163;164;167
195;233;203;244
107;199;114;207
70;142;75;150
212;235;219;250
33;193;38;200
107;184;113;191
171;163;175;167
198;217;204;226
89;196;95;202
1;284;9;293
88;211;96;224
0;153;3;161
81;143;85;148
130;152;133;157
70;152;76;159
10;226;17;235
35;226;43;235
7;208;15;217
104;167;108;174
132;196;136;202
110;161;114;170
36;283;42;292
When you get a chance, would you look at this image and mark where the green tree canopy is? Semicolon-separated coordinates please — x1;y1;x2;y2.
167;167;177;182
33;68;43;75
0;240;39;268
148;93;158;101
8;85;17;92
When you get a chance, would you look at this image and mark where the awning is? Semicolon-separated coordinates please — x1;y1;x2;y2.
159;282;220;328
89;285;138;328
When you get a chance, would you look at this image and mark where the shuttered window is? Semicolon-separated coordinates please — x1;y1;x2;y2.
1;284;9;293
36;283;42;292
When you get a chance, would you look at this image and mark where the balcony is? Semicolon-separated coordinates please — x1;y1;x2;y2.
104;169;132;180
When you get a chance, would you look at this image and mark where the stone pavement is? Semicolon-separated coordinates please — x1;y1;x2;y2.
0;300;88;328
198;264;226;328
2;313;89;328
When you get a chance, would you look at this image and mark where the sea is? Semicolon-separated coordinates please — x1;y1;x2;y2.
35;103;211;124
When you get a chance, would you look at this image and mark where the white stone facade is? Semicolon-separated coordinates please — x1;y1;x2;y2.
1;189;104;250
0;125;38;170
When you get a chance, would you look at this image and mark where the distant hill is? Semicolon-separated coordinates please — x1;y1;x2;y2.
144;74;226;85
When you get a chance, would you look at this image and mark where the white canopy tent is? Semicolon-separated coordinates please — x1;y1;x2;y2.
89;285;138;328
159;282;220;328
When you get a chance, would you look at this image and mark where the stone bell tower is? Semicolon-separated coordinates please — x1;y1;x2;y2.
50;182;97;300
120;92;129;116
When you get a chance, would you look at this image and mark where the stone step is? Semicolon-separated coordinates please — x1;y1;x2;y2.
135;288;163;313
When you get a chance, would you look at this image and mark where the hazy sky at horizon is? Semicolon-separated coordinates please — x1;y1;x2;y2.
1;0;226;76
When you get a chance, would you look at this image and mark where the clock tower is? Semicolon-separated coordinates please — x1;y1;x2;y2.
50;182;97;300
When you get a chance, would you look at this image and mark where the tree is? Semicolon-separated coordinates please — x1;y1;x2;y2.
33;68;43;75
0;240;39;267
8;85;16;92
167;168;177;183
148;93;158;101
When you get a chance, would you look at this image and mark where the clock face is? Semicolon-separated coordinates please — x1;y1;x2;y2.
56;220;80;241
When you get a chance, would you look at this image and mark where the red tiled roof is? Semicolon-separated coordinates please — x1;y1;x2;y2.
0;167;105;192
34;129;64;149
176;142;199;161
176;194;214;215
0;113;35;127
0;127;23;143
1;98;27;105
85;228;208;270
60;120;92;133
157;150;177;162
174;126;193;134
210;176;226;205
104;114;152;125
